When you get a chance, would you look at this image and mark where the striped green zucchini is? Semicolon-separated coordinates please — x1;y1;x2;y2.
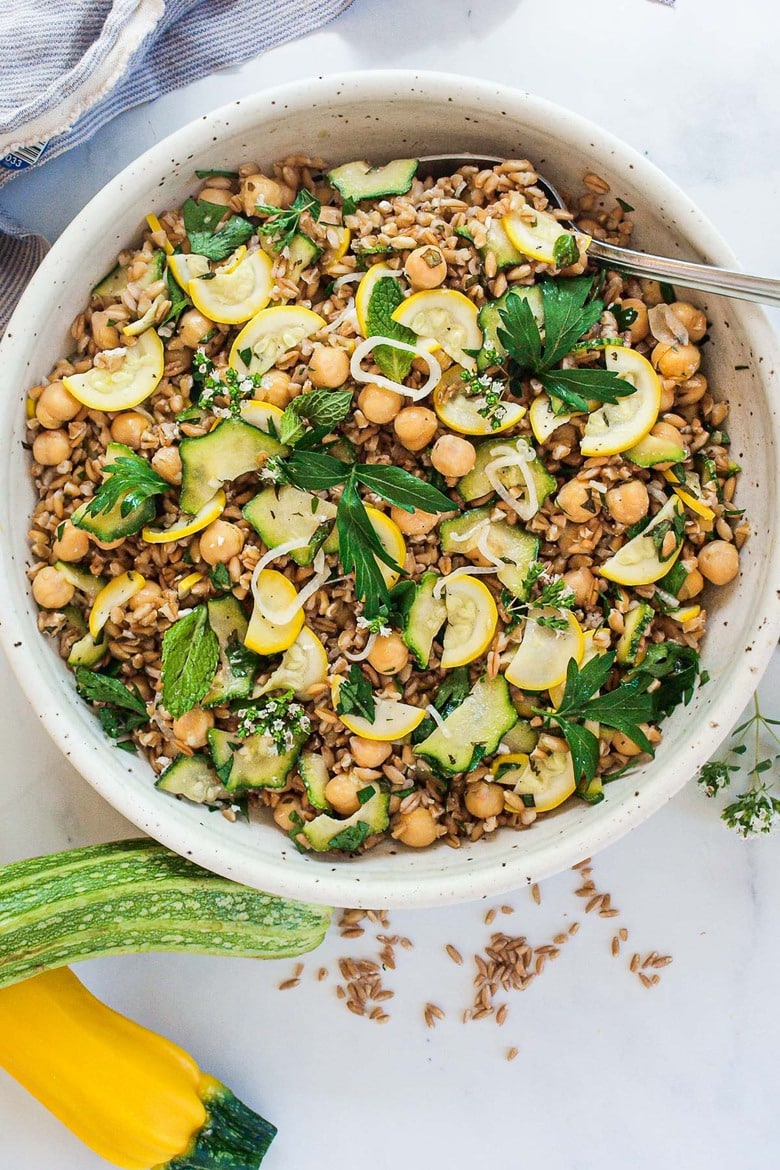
0;838;331;989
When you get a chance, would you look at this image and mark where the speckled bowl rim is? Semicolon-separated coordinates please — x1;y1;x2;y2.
1;70;779;908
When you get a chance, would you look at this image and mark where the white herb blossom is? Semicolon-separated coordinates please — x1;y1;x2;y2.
236;692;311;755
356;615;391;637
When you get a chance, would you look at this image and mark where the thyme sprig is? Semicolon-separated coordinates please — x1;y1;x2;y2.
698;693;780;836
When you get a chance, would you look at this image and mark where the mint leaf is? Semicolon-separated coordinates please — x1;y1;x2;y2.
161;606;220;717
336;664;376;722
553;232;579;269
326;820;371;851
354;464;453;513
279;388;353;445
364;276;417;381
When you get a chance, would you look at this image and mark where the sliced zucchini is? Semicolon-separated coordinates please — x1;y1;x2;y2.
402;572;447;668
179;418;286;514
616;602;653;666
457;435;556;509
657;560;690;599
302;789;390;852
156;753;228;805
202;596;257;707
286;233;322;284
625;429;686;468
67;631;108;669
256;627;329;699
499;718;539;755
242;486;337;566
327;159;418;204
61;604;87;635
54;562;107;604
476;286;544;371
415;675;518;776
93;250;165;297
479;220;526;272
439;507;539;598
298;751;331;811
208;726;307;793
495;750;576;812
71;443;157;540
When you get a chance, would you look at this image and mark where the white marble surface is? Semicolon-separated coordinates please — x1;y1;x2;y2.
1;1;779;1167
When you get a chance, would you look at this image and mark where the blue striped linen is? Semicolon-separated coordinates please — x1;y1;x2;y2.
0;0;354;334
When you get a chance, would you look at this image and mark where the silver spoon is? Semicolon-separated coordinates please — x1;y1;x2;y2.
420;154;780;308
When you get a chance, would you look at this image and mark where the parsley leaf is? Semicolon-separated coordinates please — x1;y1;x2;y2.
182;197;254;262
326;821;372;852
256;189;321;251
209;562;231;591
161;265;191;325
273;450;350;492
337;474;398;616
75;668;149;742
161;606;220;718
537;277;603;368
553;233;579;268
336;664;376;722
364;276;418;381
626;641;700;716
84;452;168;520
354;464;453;514
540;366;638;413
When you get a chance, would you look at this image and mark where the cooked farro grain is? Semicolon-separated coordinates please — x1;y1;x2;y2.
25;153;745;857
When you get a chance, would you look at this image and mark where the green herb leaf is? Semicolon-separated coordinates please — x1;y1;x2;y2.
84;453;168;520
555;717;601;782
354;464;453;514
555;653;615;717
224;634;260;681
496;290;543;370
582;685;655;754
553;233;579;268
364;276;418;381
337;475;397;617
209;562;231;591
161;266;191;325
326;820;372;852
279;388;353;445
537;277;603;368
616;197;635;212
256;189;321;252
540;366;637;414
626;642;700;716
611;302;638;331
279;450;350;492
336;664;376;722
660;281;676;304
161;606;220;718
195;168;239;180
75;668;148;717
357;785;377;806
182;197;254;262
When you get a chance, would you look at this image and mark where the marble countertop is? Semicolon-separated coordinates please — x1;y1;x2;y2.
1;1;778;1167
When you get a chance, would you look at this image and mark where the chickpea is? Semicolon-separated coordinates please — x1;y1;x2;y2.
198;520;244;565
651;342;701;382
697;540;739;586
659;378;676;413
324;772;365;817
556;478;597;524
563;566;596;608
274;796;303;833
179;309;214;349
90;311;121;351
612;730;643;757
640;279;664;308
308;344;350;389
431;434;476;478
37;381;80;425
393;406;437;451
677;373;708;406
618;298;650;343
393;806;439;848
358;383;403;424
110;411;148;449
349;736;393;769
670;301;707;343
605;479;650;526
32;566;74;609
199;186;232;207
34;403;63;430
404;245;448;290
52;521;90;563
129;582;163;610
151;445;182;485
256;369;293;409
33;429;70;467
390;505;439;536
648;421;686;468
465;780;505;820
172;707;214;748
241;174;286;217
678;567;704;601
367;631;409;675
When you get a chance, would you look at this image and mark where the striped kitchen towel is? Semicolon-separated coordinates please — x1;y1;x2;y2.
0;0;354;334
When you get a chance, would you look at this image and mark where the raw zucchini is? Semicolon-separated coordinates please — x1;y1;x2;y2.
303;789;390;852
402;572;447;667
616;602;653;666
457;435;556;509
202;596;258;707
0;839;331;989
328;159;418;203
477;286;544;371
54;562;107;603
179;418;287;514
67;631;108;669
500;718;539;755
479;221;526;272
243;485;337;566
92;250;165;298
298;751;331;811
286;233;322;283
625;429;686;468
439;506;539;598
156;753;228;805
657;560;690;599
415;675;518;775
71;444;157;540
208;726;308;793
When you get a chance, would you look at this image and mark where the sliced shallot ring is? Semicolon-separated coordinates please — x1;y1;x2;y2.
344;632;378;663
252;549;328;626
425;703;452;737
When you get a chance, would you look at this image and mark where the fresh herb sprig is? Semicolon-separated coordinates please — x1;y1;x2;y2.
698;693;780;836
363;277;417;381
460;368;509;430
276;388;353;446
235;690;311;754
161;606;220;718
182;198;254;262
75;668;149;749
336;664;376;722
84;452;169;519
496;277;637;413
192;352;262;417
255;189;321;251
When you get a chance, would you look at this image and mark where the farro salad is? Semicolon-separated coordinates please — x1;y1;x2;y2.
26;155;746;855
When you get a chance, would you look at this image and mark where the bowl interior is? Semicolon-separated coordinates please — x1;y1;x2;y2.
2;72;779;908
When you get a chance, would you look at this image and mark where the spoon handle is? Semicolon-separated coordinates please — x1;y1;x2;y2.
586;238;780;308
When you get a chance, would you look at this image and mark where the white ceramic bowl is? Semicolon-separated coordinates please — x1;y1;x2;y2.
2;72;779;909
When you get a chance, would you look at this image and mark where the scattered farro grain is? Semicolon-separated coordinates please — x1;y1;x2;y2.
619;928;628;942
638;973;654;989
506;1047;519;1062
611;936;620;957
446;944;464;965
278;978;300;991
501;905;515;916
496;1004;509;1026
531;883;541;905
317;967;328;981
485;907;498;925
573;858;592;870
630;954;641;973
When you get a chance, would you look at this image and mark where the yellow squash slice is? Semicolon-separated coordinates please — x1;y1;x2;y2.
64;329;164;412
